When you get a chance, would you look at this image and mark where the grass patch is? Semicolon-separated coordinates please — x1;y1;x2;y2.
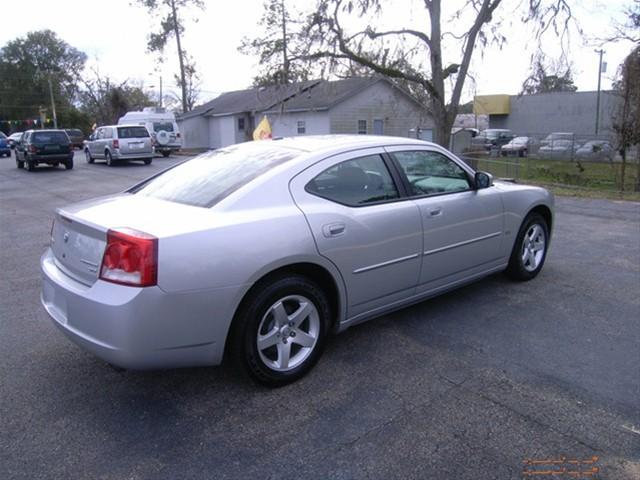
464;155;640;201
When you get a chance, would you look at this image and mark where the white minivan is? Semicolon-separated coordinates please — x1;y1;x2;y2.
118;107;182;157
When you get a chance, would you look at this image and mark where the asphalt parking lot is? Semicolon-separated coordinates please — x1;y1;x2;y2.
1;149;639;479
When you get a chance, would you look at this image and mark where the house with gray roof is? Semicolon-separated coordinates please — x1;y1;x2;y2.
177;77;433;149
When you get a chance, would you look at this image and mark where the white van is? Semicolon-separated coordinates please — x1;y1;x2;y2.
118;107;182;157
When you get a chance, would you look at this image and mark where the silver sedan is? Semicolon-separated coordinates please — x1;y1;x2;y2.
41;135;553;386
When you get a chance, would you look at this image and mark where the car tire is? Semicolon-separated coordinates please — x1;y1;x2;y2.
105;150;114;166
161;151;171;158
144;158;152;165
64;158;73;170
85;149;94;164
505;212;549;281
26;160;35;172
230;275;331;387
16;158;24;169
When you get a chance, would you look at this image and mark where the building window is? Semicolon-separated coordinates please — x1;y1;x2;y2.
297;120;306;134
238;118;245;131
373;119;384;135
357;120;367;134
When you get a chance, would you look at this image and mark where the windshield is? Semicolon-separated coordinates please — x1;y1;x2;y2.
153;122;174;133
118;126;150;138
129;143;301;207
66;129;83;136
32;131;69;143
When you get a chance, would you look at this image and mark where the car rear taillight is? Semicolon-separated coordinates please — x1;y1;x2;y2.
99;228;157;287
113;139;120;149
29;144;37;153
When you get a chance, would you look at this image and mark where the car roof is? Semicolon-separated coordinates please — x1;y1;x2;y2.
265;134;436;153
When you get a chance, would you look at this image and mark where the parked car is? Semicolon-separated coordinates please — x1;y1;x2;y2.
0;132;10;157
540;132;574;147
539;139;576;158
118;107;181;157
84;125;154;166
64;129;85;149
575;140;615;161
471;129;516;151
500;136;539;157
15;129;74;171
7;132;23;149
41;135;553;386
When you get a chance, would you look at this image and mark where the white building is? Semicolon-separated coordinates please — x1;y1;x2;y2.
177;77;433;149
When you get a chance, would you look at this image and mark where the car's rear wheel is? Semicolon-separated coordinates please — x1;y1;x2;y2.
506;212;549;281
26;160;35;172
85;149;94;164
16;158;24;169
161;151;170;157
143;158;152;165
105;150;114;166
64;158;73;170
231;275;331;387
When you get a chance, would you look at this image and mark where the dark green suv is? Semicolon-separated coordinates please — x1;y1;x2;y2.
15;130;74;171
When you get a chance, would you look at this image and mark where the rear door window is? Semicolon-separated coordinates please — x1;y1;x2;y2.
306;155;399;206
118;126;150;138
130;143;301;207
153;122;174;132
32;131;69;144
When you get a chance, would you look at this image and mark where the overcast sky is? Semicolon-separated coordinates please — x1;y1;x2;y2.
1;0;636;106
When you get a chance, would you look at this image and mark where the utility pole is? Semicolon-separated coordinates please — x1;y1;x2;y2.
47;75;58;129
159;75;163;109
595;49;605;136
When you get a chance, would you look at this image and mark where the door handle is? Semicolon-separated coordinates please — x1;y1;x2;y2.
322;222;346;238
428;207;442;217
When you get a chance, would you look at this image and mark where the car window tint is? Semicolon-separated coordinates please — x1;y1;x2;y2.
118;127;150;138
306;155;399;206
153;122;174;132
392;150;470;196
32;131;69;143
129;143;301;208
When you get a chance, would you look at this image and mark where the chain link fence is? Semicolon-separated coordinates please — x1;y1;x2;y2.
454;131;640;196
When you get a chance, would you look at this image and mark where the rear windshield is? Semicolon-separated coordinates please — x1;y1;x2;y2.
118;126;150;138
33;131;69;143
153;122;174;133
129;143;301;207
66;129;83;136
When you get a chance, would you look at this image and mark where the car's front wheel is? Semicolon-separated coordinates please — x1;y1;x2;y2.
143;158;152;165
506;212;549;281
85;149;94;164
16;158;24;169
231;276;331;387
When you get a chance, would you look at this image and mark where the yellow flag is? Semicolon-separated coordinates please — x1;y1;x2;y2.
253;115;272;140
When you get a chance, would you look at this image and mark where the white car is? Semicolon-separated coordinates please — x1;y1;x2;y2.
575;141;615;161
118;107;182;157
41;135;553;386
500;136;537;157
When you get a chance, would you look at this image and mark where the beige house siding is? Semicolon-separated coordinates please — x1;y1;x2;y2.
329;82;432;137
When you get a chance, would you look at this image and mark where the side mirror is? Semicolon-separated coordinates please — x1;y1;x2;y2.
474;171;493;189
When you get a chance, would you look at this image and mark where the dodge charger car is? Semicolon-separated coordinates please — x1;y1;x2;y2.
41;136;553;386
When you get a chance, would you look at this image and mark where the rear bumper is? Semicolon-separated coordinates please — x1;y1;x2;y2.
29;153;73;163
40;248;238;369
112;151;153;160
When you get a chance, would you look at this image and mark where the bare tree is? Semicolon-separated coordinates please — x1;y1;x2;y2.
239;0;311;86
612;46;640;192
521;53;578;95
303;0;576;147
135;0;204;113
